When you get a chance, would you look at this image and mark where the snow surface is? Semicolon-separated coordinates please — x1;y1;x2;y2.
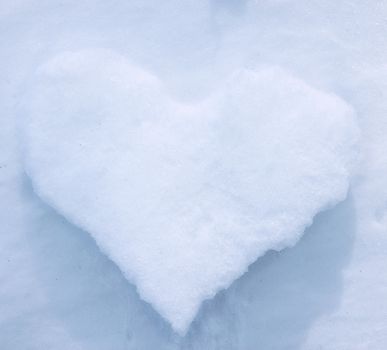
22;49;357;333
1;0;387;349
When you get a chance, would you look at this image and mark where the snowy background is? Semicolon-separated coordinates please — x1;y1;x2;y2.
1;1;387;349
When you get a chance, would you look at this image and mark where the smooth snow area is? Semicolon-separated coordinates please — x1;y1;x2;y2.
1;1;387;349
22;49;357;333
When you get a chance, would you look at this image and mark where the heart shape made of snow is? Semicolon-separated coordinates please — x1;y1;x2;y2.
22;49;358;334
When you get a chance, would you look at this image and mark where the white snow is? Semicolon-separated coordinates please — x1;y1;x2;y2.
1;0;387;349
22;49;358;333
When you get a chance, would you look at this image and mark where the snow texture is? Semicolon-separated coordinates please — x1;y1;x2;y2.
2;1;387;349
22;49;358;333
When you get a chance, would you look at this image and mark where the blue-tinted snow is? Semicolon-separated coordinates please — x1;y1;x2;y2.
1;0;387;349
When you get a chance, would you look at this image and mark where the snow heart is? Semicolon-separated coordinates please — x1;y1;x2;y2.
22;49;358;334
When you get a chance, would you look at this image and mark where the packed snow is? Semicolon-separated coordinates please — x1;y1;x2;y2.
22;49;357;333
1;0;387;349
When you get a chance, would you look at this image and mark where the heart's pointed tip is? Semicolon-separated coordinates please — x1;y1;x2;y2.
170;318;192;337
143;290;200;336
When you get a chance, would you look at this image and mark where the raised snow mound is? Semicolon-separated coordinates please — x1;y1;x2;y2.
21;49;359;334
